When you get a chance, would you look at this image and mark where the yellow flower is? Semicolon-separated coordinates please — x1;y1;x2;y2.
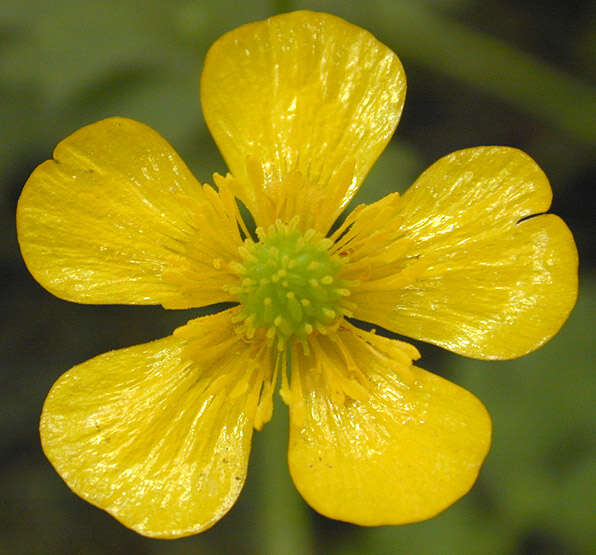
17;11;577;539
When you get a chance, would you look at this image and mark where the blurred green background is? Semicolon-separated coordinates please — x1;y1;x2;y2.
2;1;595;554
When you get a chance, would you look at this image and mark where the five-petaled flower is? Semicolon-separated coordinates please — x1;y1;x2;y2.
17;11;578;539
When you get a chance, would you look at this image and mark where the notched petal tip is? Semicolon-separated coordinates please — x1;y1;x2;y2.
17;117;242;308
350;146;579;360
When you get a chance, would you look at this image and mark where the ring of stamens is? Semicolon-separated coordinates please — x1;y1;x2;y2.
229;218;353;351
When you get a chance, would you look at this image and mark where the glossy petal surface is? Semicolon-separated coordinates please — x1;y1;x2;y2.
40;312;263;538
349;147;578;359
288;327;491;525
202;11;405;230
17;117;241;307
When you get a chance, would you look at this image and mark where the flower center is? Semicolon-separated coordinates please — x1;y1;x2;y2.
231;219;352;350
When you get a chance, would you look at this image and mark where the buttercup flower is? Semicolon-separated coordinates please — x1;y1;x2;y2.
17;11;578;539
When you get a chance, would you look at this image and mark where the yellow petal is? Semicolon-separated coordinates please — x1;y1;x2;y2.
202;11;405;231
17;117;243;307
40;311;266;538
345;147;578;359
288;325;491;525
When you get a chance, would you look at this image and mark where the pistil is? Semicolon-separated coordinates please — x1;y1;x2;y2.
229;218;354;351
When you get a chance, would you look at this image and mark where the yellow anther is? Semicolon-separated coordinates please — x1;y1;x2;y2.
229;262;247;274
322;308;336;320
231;311;246;323
238;246;257;262
315;322;329;334
245;314;256;327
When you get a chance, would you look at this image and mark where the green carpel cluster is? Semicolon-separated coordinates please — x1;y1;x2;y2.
232;220;351;349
